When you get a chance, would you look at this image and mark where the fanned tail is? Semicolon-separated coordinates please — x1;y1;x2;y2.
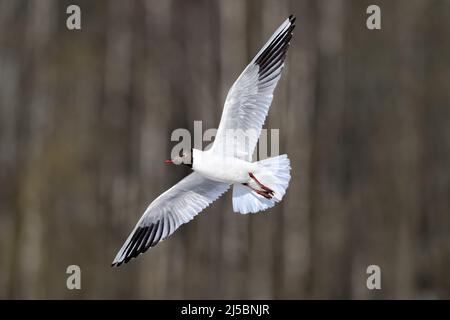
232;154;291;214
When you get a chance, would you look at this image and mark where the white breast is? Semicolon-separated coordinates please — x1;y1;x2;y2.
192;149;255;184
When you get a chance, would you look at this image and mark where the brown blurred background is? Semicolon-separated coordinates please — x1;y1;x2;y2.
1;0;450;299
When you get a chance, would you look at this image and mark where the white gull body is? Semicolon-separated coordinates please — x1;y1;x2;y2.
192;149;256;184
112;16;296;266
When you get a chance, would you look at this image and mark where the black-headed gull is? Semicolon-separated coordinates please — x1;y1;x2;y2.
112;15;295;266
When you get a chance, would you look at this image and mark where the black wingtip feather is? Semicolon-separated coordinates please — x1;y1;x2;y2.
289;15;296;24
111;221;166;267
254;16;296;82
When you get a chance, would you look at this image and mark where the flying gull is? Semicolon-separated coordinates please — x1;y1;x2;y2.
112;15;296;266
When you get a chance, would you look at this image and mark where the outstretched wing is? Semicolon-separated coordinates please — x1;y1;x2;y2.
210;15;296;160
112;172;230;266
212;15;295;161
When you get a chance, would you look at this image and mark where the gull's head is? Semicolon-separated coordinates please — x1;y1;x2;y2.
165;150;192;167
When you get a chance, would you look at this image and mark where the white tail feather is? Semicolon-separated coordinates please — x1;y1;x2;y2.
232;154;291;214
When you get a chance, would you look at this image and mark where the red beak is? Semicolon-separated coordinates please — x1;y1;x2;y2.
164;160;173;164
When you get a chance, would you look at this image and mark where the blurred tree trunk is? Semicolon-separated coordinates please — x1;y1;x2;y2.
308;0;350;298
418;0;450;299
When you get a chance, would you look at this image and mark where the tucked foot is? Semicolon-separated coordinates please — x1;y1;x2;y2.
248;172;275;195
256;189;273;199
243;182;274;199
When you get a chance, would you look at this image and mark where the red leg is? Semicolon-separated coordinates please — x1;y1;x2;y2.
249;173;274;195
255;189;272;200
244;183;273;199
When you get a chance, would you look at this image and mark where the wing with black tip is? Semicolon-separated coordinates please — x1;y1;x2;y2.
211;15;296;160
112;173;229;266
